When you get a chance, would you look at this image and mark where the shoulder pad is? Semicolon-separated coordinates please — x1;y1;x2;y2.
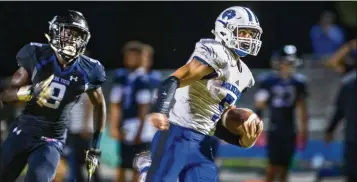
78;55;106;90
194;39;230;68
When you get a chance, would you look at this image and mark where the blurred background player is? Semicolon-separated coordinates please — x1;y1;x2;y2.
0;10;106;182
140;43;160;150
324;38;356;182
109;41;152;182
254;45;309;182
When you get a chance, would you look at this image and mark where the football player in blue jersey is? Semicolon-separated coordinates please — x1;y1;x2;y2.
134;6;264;182
254;45;309;182
109;41;152;182
141;44;162;104
0;10;106;182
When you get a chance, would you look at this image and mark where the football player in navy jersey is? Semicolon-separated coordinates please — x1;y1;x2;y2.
109;41;152;182
0;10;106;182
141;44;162;104
254;45;309;182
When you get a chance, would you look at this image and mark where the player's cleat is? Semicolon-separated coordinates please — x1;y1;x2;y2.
133;151;152;182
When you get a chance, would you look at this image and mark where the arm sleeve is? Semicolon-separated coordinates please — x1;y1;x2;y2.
87;62;107;91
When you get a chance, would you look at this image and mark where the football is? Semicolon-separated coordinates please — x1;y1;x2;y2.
221;107;261;135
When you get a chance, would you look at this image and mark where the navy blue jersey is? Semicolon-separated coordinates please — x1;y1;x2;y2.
147;70;162;104
257;72;308;134
110;68;152;123
15;42;106;139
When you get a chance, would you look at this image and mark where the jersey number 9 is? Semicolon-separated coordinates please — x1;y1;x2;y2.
42;82;66;109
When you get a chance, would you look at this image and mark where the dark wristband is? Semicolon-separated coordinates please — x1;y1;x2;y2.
92;131;103;149
152;76;179;115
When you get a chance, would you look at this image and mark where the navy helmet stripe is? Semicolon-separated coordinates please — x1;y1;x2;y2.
243;8;253;23
246;8;259;24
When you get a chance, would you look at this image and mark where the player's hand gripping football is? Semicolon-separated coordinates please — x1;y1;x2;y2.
149;113;169;130
227;106;263;148
17;74;54;104
85;148;101;182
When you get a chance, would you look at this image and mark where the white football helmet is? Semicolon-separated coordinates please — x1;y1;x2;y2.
212;6;263;57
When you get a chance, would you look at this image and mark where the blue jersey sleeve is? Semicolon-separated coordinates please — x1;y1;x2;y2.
87;62;106;90
16;43;40;76
135;75;152;104
294;74;308;100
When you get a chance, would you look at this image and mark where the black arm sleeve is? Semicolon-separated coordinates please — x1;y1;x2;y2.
152;76;179;115
214;120;241;147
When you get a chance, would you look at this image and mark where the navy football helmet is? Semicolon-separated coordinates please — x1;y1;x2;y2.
271;45;302;68
46;10;91;62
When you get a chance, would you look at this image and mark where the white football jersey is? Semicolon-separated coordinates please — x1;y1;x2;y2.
169;39;255;135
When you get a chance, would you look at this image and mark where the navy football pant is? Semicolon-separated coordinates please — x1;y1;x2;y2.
0;127;62;182
146;123;218;182
267;133;296;167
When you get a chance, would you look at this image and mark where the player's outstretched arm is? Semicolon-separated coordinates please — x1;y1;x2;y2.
156;58;215;111
171;58;215;88
87;87;106;148
150;59;215;130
